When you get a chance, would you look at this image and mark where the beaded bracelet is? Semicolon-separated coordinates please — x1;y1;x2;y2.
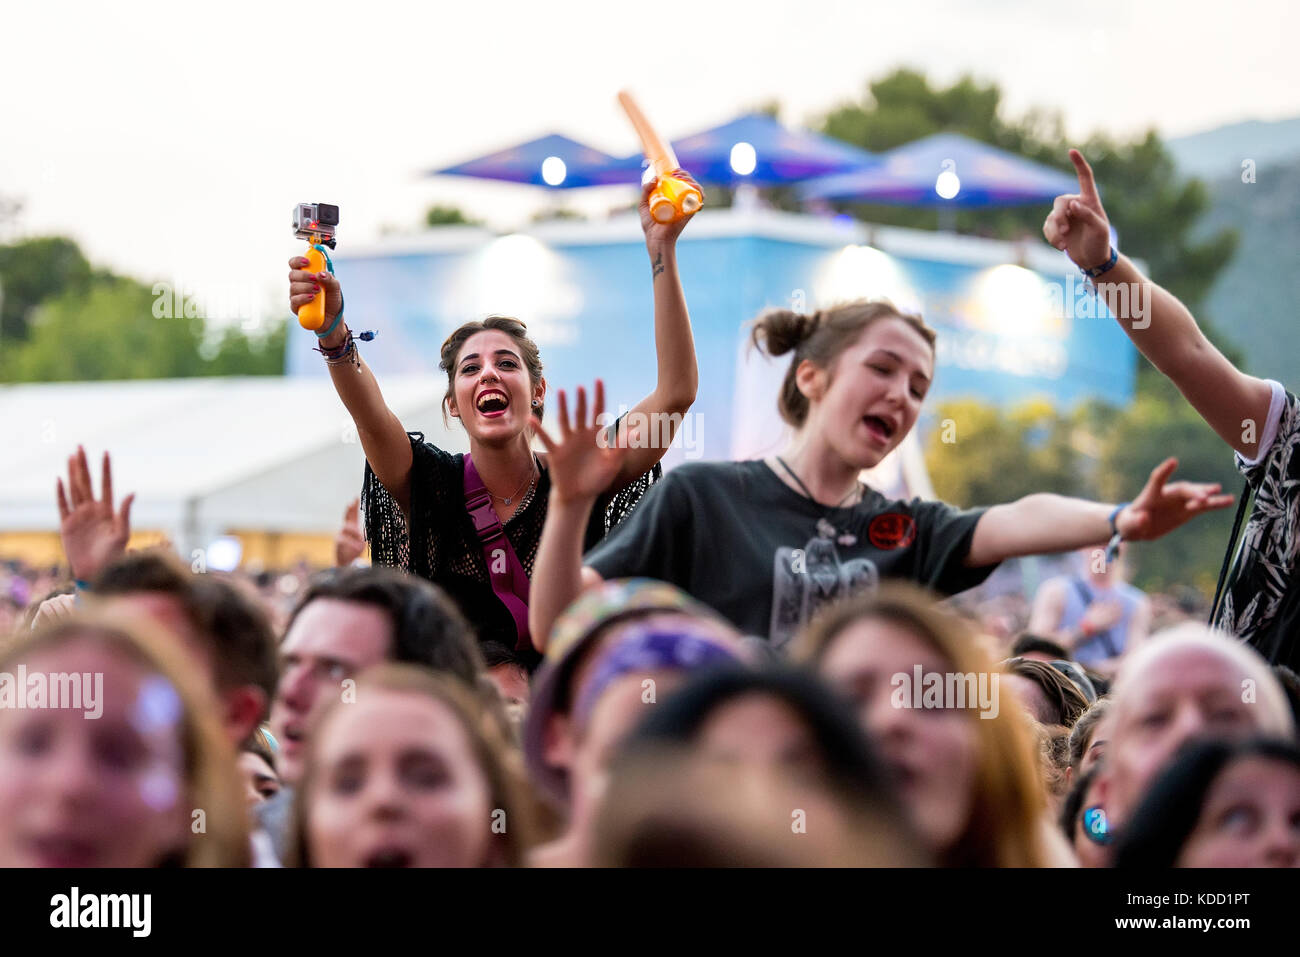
314;327;377;371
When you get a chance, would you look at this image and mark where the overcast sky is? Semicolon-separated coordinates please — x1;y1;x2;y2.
2;0;1297;329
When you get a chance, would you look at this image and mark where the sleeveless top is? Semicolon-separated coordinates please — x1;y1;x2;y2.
362;431;661;667
1052;575;1145;666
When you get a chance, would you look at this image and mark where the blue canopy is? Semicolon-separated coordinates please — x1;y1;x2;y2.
602;112;881;188
429;133;631;188
799;132;1078;206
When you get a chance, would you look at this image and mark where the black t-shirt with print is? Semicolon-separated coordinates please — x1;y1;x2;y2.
584;459;997;649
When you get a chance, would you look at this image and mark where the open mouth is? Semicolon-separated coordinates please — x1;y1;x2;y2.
475;390;509;417
28;834;98;867
862;414;897;445
280;723;305;751
363;846;415;868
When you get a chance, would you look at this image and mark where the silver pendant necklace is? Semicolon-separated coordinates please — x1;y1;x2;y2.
775;457;861;546
490;456;538;506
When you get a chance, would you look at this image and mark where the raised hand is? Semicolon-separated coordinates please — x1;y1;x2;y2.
1043;149;1113;272
639;169;703;250
287;256;344;341
1116;457;1234;542
56;446;134;583
335;498;365;567
530;380;639;506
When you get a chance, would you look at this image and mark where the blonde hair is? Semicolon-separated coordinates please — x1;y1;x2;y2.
794;582;1053;867
0;612;250;867
750;299;936;428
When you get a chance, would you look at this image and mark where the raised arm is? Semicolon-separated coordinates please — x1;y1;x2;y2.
288;257;414;512
528;382;626;651
966;457;1232;568
1044;150;1273;458
608;173;703;488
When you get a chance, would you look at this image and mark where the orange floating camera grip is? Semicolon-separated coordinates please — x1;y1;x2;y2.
618;90;703;225
298;245;329;331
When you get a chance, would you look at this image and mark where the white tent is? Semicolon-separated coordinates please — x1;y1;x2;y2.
0;375;460;557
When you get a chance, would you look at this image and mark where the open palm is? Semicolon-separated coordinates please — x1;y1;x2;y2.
531;380;636;506
57;446;134;582
1116;457;1233;542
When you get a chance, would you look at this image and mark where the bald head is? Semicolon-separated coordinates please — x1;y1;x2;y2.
1101;625;1294;830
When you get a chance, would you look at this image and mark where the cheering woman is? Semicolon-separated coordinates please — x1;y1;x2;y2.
529;298;1235;650
288;174;703;667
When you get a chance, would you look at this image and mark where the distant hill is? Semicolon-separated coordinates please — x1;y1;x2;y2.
1165;119;1300;386
1166;117;1300;181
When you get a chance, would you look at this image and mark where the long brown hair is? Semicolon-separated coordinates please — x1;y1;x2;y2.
439;316;545;427
750;299;936;428
794;583;1051;867
289;664;537;867
1;613;251;867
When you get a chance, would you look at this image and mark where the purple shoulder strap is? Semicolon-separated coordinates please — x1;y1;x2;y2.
463;454;532;651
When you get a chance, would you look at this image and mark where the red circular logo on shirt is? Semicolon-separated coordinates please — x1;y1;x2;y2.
868;513;916;550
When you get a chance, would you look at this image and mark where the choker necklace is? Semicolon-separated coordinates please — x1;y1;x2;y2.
490;456;539;506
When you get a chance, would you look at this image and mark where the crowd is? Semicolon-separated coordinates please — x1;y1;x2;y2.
2;152;1299;869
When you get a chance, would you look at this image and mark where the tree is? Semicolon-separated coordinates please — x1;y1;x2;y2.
926;397;1084;507
425;205;479;227
3;276;207;382
1;273;287;383
816;69;1238;318
0;236;96;342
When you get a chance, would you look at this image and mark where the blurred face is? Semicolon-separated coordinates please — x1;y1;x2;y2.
542;612;738;783
1103;648;1264;828
1005;672;1057;726
804;318;933;470
1176;758;1300;868
306;690;495;868
0;639;190;867
819;618;978;854
696;694;824;780
270;599;393;785
239;751;280;806
569;670;689;818
448;329;542;445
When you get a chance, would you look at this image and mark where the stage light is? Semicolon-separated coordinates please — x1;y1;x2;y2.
815;245;921;314
541;156;567;186
730;141;757;176
448;234;583;344
935;169;961;199
971;263;1057;336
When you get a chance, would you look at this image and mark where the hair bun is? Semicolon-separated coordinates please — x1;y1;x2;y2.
751;308;820;358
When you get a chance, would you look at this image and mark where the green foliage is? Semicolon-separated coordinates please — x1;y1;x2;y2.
925;394;1240;594
1094;395;1242;594
425;205;479;227
0;272;285;383
926;398;1085;505
0;236;96;341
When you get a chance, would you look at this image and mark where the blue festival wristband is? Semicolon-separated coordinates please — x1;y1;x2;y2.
1082;246;1119;280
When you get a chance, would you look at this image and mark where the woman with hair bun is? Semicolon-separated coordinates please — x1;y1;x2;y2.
529;299;1233;650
